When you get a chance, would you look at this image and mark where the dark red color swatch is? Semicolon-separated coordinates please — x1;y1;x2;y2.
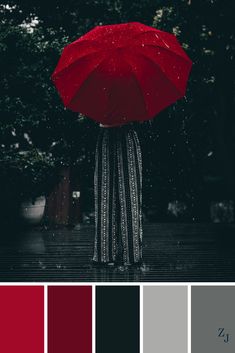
0;285;44;353
48;286;92;353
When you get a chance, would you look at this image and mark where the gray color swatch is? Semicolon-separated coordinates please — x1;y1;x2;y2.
143;286;188;353
192;286;235;353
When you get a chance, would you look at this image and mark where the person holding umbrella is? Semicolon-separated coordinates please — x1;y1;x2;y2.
51;22;193;269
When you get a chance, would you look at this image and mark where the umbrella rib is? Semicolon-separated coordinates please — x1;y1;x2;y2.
132;43;192;65
122;56;149;118
133;50;185;96
68;53;114;107
129;30;191;63
52;48;108;79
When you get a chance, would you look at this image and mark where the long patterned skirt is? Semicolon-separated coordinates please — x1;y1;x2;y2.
93;123;143;265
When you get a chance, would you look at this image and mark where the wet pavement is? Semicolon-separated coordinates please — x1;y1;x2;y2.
0;223;235;282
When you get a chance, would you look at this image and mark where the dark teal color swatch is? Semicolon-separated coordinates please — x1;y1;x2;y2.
96;286;139;353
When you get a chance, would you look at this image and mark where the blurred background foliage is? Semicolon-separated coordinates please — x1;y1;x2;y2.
0;0;234;222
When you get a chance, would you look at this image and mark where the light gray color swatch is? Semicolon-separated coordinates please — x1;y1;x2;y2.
143;286;188;353
192;286;235;353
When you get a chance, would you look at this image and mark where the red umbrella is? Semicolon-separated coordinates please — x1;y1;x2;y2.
51;22;193;126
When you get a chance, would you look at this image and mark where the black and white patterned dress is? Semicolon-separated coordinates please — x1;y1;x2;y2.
92;122;143;265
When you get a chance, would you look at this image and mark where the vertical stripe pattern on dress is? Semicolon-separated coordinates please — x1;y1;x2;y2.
100;130;110;262
126;131;141;262
93;123;143;265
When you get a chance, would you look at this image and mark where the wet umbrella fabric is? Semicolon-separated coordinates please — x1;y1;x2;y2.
51;22;193;126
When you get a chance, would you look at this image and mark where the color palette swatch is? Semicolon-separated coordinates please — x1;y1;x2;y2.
191;286;235;352
48;286;92;353
1;284;235;352
144;286;188;353
96;286;139;353
0;286;44;353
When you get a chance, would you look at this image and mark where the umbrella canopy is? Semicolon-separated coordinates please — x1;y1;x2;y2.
51;22;193;126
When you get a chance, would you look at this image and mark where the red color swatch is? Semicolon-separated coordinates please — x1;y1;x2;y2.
48;286;92;353
0;286;44;353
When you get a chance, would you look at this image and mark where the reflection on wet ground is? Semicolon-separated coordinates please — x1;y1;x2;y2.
0;223;235;282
